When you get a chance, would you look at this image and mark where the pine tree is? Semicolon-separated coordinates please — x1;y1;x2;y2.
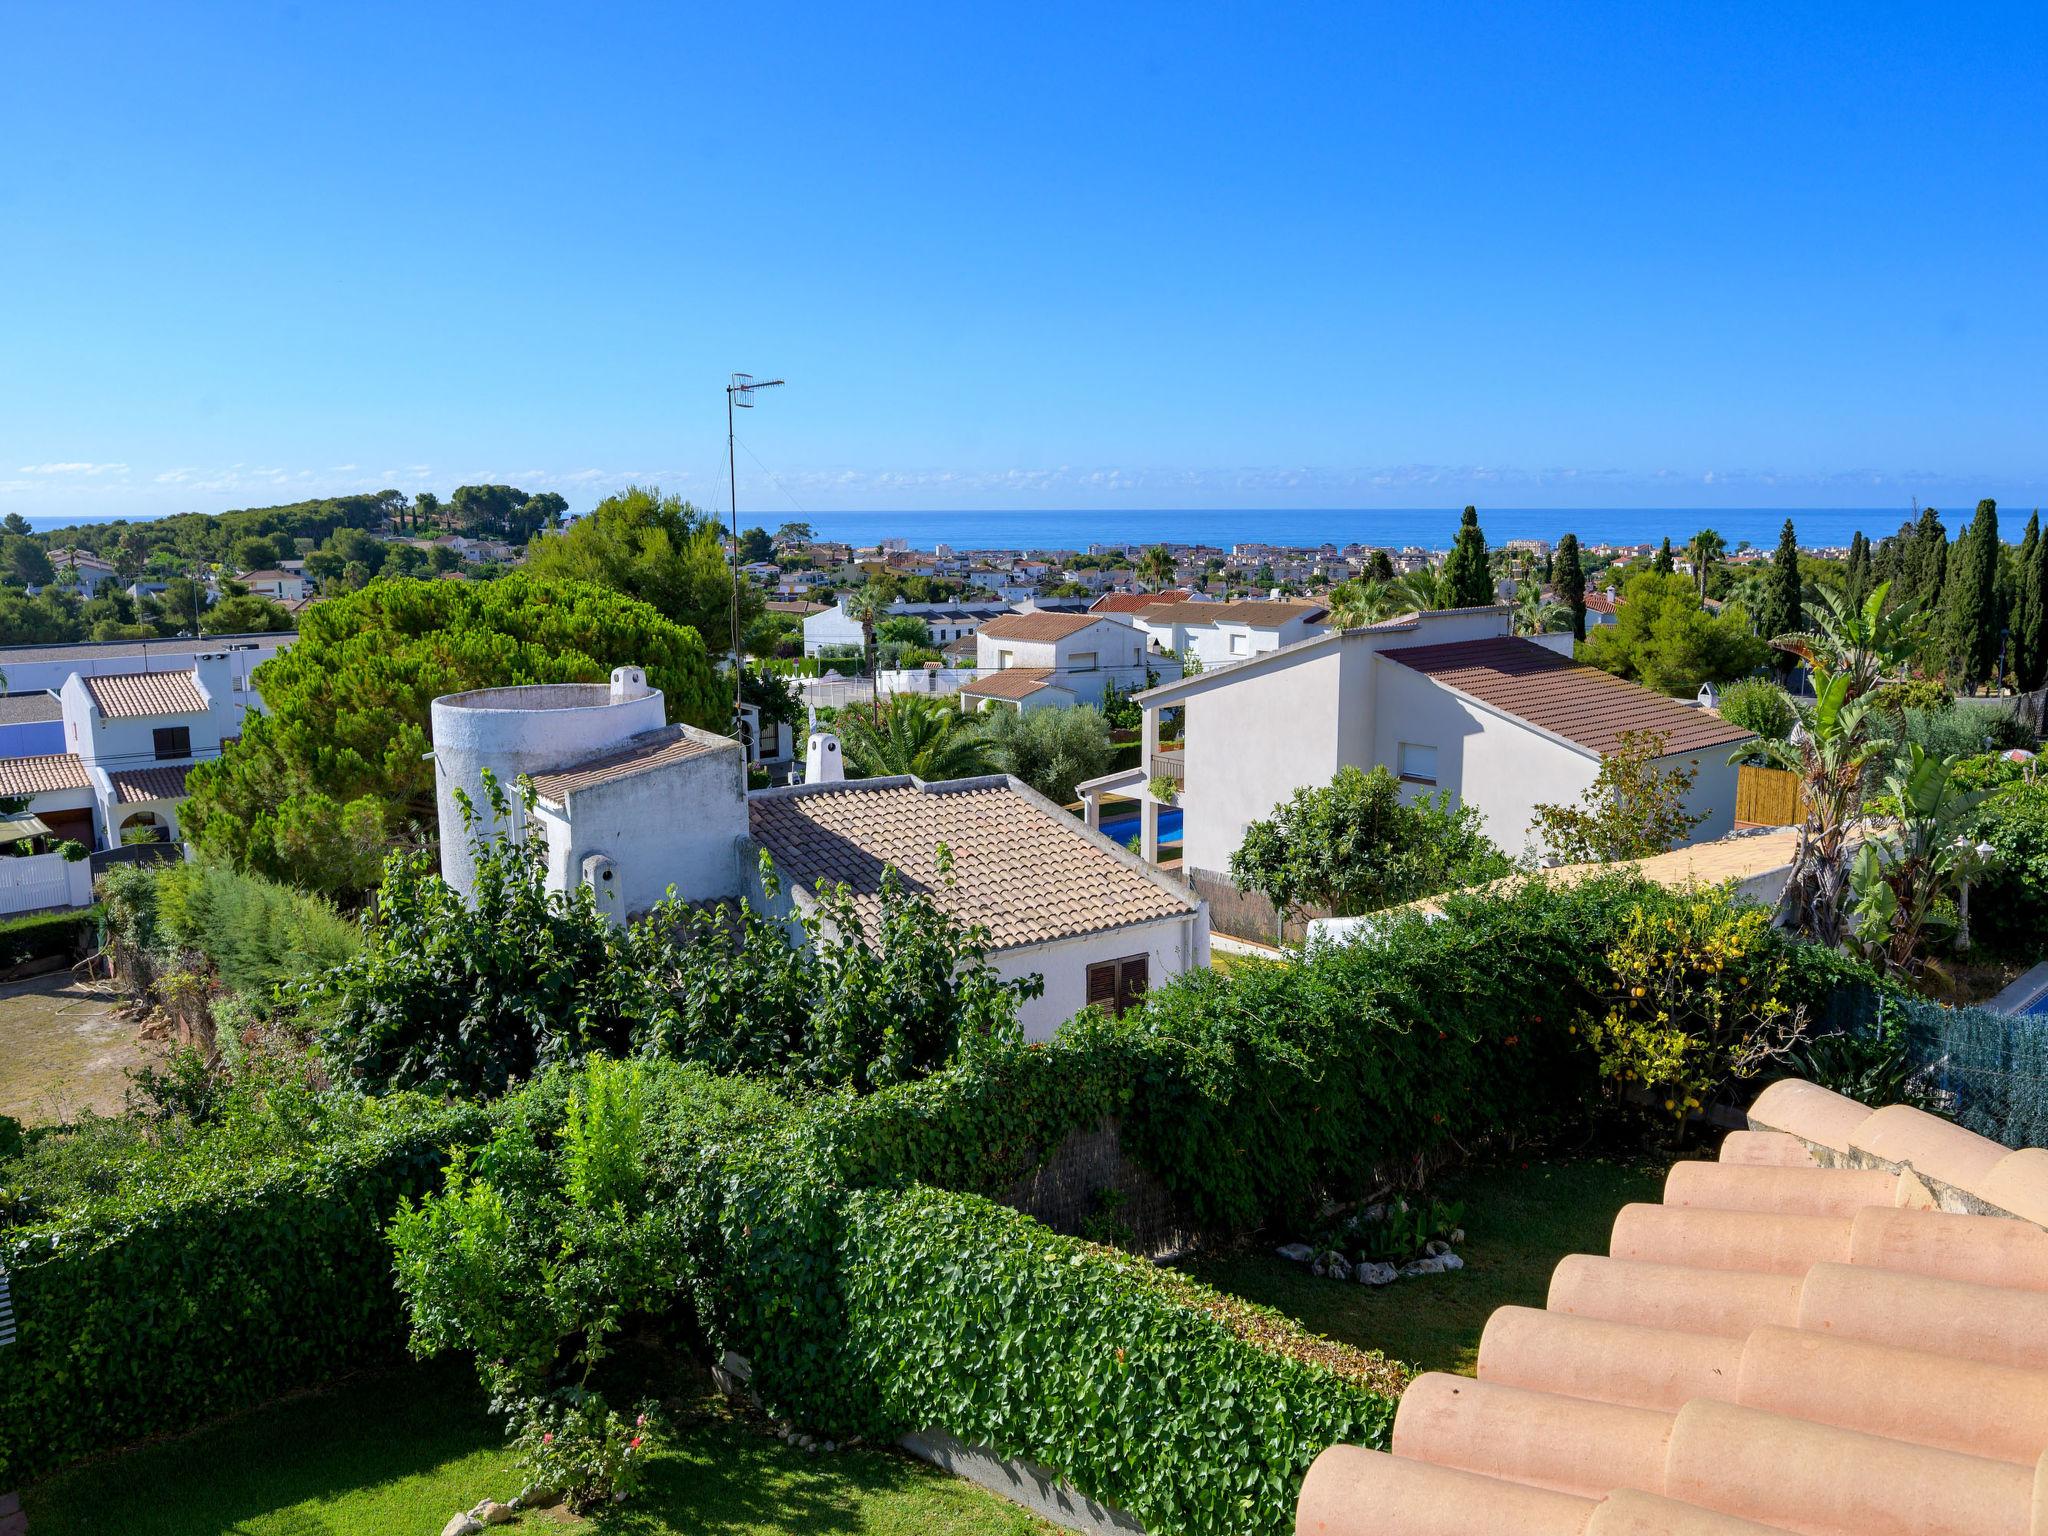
1761;518;1803;678
1902;506;1948;609
2013;512;2047;691
1943;499;2000;691
1443;506;1494;608
1556;533;1587;642
1653;537;1675;574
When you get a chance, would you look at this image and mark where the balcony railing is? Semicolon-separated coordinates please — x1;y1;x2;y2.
1151;749;1186;787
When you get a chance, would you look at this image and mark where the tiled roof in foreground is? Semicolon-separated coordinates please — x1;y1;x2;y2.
1295;1082;2048;1536
109;763;194;803
1381;636;1753;758
747;775;1198;951
83;669;208;718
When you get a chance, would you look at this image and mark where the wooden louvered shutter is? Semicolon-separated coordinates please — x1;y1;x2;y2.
1117;956;1149;1016
1086;961;1120;1013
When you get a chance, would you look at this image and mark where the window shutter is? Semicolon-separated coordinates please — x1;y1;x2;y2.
1117;956;1149;1016
1086;961;1119;1012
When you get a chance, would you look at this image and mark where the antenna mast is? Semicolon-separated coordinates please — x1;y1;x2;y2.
725;372;785;744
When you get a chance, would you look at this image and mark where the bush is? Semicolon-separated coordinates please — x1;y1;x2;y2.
1967;778;2048;956
0;905;96;970
0;1091;489;1485
1717;678;1796;742
978;704;1115;804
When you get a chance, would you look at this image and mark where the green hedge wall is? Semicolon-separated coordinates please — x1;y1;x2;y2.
0;1099;488;1485
0;905;98;970
839;1186;1398;1536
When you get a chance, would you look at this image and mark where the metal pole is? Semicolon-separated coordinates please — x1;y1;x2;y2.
728;385;742;736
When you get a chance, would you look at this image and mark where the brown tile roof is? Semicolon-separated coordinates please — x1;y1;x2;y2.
238;569;296;583
959;668;1061;701
1295;1083;2048;1535
1585;592;1621;615
1091;589;1190;613
1135;598;1326;627
765;599;828;615
1381;636;1752;757
747;776;1198;950
83;670;208;718
0;753;90;796
528;727;723;802
109;763;194;802
976;610;1107;643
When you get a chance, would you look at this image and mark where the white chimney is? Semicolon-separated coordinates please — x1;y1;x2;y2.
610;666;649;701
805;731;845;784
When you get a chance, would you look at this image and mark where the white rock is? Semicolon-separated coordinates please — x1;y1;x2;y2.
1276;1242;1315;1263
440;1516;483;1536
1439;1252;1465;1271
1450;1228;1466;1243
1355;1261;1398;1286
1401;1256;1447;1278
470;1501;516;1526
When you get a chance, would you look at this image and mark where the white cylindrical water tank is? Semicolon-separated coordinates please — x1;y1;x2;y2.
428;677;666;898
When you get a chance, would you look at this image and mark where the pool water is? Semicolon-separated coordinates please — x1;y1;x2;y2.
1098;807;1183;845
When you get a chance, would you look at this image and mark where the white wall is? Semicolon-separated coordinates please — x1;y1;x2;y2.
534;729;750;919
0;850;95;913
3;636;288;701
990;912;1210;1042
1367;656;1602;856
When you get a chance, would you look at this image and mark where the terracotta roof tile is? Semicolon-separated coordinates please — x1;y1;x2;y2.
0;753;90;796
1136;598;1326;627
976;611;1108;643
528;726;723;802
83;670;208;718
1295;1085;2048;1535
959;668;1060;701
1381;636;1752;757
747;777;1197;950
109;763;194;802
1091;589;1190;613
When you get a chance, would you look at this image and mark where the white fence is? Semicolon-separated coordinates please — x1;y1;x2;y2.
0;851;94;915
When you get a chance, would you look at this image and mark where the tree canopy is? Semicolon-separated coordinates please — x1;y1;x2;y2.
181;574;723;900
523;485;755;648
1441;506;1493;608
1580;569;1767;695
1555;533;1587;642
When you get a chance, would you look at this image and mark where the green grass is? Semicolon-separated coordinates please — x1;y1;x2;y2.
1185;1158;1663;1376
25;1358;1054;1536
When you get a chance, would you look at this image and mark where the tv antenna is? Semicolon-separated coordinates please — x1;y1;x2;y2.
726;372;785;741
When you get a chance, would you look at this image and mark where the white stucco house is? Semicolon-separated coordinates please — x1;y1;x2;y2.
426;669;1210;1041
800;597;1011;657
237;568;308;602
1107;604;1752;892
960;610;1161;714
0;632;291;699
1130;598;1329;669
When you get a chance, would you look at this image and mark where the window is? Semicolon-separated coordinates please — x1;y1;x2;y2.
1085;954;1150;1017
152;726;191;761
1069;651;1098;672
1397;742;1438;786
1229;632;1249;655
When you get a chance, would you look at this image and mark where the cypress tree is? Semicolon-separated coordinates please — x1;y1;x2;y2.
1443;505;1494;608
1845;531;1871;609
2013;512;2047;691
1944;499;2000;691
1653;537;1675;574
1872;527;1904;590
1556;533;1587;642
1903;506;1948;609
1761;518;1803;677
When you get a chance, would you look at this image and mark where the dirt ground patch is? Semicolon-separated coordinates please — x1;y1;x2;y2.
0;970;154;1125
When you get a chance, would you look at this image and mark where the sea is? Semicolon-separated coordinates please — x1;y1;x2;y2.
21;506;1946;554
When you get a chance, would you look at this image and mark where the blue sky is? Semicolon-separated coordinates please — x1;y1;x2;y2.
3;3;2044;520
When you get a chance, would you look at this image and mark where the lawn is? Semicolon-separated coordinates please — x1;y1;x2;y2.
24;1358;1055;1536
1185;1158;1663;1376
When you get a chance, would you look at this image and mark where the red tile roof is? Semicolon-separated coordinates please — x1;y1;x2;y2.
109;763;194;802
528;727;724;802
1091;589;1190;613
0;753;91;796
747;777;1197;949
959;668;1060;700
977;611;1107;643
1381;637;1752;757
83;670;208;718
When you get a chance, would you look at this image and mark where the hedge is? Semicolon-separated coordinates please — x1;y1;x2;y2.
0;905;98;970
839;1186;1400;1536
0;1097;489;1485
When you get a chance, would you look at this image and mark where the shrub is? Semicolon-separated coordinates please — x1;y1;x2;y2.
0;1091;489;1486
978;704;1115;805
1967;778;2048;956
1532;729;1706;864
1717;678;1796;743
0;905;96;969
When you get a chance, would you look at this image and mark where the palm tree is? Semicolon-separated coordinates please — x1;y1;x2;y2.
1744;671;1878;948
1686;529;1727;602
1770;580;1927;700
1510;579;1568;636
842;584;890;722
1136;545;1178;590
836;695;997;781
1325;579;1412;629
1394;565;1454;612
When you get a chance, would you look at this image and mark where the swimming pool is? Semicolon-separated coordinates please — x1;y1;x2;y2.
1988;961;2048;1016
1098;807;1183;845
